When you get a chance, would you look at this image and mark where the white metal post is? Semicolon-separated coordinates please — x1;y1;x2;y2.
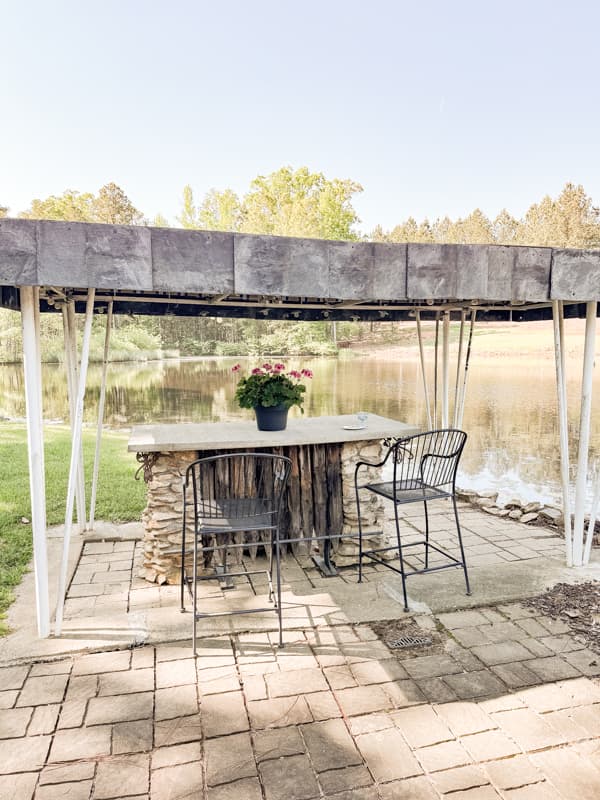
552;300;573;567
584;470;600;565
55;290;95;635
65;301;87;530
89;301;113;530
457;309;476;429
572;301;597;566
442;311;450;428
20;286;50;638
416;311;433;429
453;311;465;428
433;315;440;428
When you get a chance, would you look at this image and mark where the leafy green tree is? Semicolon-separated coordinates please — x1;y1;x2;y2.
388;217;435;243
0;204;8;218
492;209;520;244
241;166;362;239
431;216;457;243
370;184;600;249
452;209;493;244
198;188;243;231
152;213;169;227
20;190;96;221
517;183;600;247
178;185;200;228
20;183;143;225
94;182;144;225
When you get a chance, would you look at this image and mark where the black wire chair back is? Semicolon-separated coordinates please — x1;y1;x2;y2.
186;452;290;531
389;429;467;502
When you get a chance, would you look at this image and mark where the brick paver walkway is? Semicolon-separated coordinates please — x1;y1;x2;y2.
2;600;600;799
59;504;566;624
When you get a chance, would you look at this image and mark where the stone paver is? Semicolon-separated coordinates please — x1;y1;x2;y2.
461;729;522;761
0;772;38;800
334;684;392;716
16;674;69;706
0;706;32;738
391;705;453;748
154;685;198;721
151;762;203;800
48;725;111;762
258;754;320;800
95;753;150;798
493;707;567;750
208;777;263;800
356;728;423;781
201;690;248;736
248;694;312;729
253;725;305;761
87;691;153;725
301;718;362;772
4;524;600;800
205;731;256;786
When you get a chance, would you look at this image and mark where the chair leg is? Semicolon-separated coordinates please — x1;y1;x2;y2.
393;504;410;612
452;496;471;596
192;534;199;656
423;499;430;570
355;481;364;583
275;535;283;648
180;512;187;613
267;537;274;604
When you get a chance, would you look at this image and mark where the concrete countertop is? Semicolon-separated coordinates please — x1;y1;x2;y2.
128;414;419;453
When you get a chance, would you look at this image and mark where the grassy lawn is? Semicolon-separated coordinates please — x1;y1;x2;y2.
0;423;146;634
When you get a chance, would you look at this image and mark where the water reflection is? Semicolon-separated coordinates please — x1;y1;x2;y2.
1;354;599;509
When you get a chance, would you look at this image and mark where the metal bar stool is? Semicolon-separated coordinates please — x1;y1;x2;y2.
354;429;471;611
179;452;291;652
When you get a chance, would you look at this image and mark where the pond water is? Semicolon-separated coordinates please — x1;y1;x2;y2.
2;352;600;510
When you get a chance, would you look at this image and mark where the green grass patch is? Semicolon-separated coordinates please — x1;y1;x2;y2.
0;423;145;634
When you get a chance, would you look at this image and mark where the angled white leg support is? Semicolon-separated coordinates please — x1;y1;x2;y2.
20;286;50;638
573;301;597;566
441;311;450;428
416;311;433;429
55;290;95;636
584;473;600;566
552;301;573;567
453;311;466;428
456;309;476;429
89;301;113;530
61;304;86;531
433;314;440;427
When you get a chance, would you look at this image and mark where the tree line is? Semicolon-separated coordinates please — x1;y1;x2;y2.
1;169;599;363
2;167;599;249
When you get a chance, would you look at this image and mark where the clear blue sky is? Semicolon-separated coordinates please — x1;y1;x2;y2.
1;0;599;234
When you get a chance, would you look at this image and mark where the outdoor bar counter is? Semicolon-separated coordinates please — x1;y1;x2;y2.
129;414;419;584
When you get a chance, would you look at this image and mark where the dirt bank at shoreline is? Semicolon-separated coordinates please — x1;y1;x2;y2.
348;318;600;361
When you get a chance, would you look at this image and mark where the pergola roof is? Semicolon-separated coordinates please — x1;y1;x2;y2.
2;218;600;320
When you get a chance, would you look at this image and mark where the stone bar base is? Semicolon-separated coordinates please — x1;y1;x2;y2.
138;439;388;584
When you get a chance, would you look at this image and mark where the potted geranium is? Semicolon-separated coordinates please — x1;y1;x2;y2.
232;362;313;431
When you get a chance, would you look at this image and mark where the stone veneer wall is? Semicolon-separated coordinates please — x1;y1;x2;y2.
138;439;389;584
139;450;196;585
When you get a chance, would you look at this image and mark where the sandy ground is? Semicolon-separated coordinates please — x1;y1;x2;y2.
349;319;600;361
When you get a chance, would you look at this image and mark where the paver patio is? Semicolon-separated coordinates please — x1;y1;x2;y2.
2;503;600;798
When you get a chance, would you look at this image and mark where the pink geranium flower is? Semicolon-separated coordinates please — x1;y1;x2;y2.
232;362;312;414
